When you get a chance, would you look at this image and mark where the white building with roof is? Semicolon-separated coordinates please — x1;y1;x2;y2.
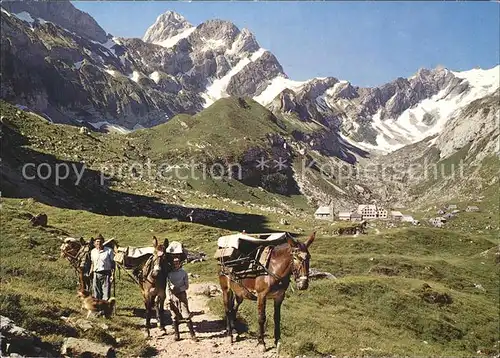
378;208;388;219
391;211;404;221
401;215;414;222
315;205;334;221
338;211;351;221
358;204;378;219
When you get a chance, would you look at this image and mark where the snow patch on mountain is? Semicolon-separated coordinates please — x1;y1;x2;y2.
94;38;119;56
338;132;381;153
1;7;11;17
329;81;349;96
104;69;121;78
401;67;497;136
452;66;499;95
14;11;34;23
202;48;268;107
370;111;412;152
73;60;84;70
89;121;131;134
316;80;349;111
201;37;226;52
37;17;51;25
250;48;266;61
149;71;161;83
153;27;196;48
254;76;308;106
128;71;143;83
359;66;500;154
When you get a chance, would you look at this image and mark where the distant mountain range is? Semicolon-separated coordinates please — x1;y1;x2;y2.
1;1;498;161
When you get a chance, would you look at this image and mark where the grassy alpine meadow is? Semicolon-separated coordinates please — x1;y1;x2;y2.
1;100;499;357
209;227;499;357
2;198;499;356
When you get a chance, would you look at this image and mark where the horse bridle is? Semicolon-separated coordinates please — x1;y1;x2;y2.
63;243;90;270
140;253;165;285
291;247;309;284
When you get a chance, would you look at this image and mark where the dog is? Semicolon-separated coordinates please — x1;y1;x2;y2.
77;290;116;319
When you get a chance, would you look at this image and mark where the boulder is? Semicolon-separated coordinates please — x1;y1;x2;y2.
79;127;91;135
61;338;115;358
279;218;289;225
75;319;93;331
0;316;53;357
30;213;48;227
309;268;336;280
354;184;364;193
185;250;207;263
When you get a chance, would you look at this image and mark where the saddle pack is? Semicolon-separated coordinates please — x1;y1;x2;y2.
114;246;155;269
214;232;291;277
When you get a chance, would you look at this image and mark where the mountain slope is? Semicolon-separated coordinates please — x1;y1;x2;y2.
1;0;108;43
267;66;499;154
1;1;498;163
360;90;500;208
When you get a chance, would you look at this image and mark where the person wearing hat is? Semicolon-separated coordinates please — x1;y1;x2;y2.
90;234;115;300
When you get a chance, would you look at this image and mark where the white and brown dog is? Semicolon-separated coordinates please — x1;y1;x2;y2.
77;290;116;319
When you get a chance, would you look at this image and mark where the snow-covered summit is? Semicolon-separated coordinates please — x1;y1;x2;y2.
143;10;194;46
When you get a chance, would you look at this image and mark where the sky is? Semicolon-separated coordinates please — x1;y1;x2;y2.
73;1;499;87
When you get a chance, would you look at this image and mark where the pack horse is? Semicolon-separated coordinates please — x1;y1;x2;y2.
216;231;315;352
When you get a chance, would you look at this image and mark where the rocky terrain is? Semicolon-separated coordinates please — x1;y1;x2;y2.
1;0;498;161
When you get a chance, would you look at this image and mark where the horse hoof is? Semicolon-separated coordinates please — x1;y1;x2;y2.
257;343;266;353
276;341;282;355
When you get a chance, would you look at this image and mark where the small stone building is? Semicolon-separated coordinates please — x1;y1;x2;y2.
338;211;351;221
391;211;404;221
315;206;334;221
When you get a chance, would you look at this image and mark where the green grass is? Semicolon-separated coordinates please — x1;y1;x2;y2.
209;227;499;357
1;100;499;357
0;99;311;211
3;196;498;356
128;97;287;163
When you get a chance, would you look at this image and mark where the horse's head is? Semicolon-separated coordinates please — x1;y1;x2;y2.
288;231;315;290
151;236;169;279
60;237;85;259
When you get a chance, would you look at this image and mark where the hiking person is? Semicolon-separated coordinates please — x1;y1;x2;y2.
90;234;115;300
166;242;196;341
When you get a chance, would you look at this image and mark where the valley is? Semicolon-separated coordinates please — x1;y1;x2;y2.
0;2;499;357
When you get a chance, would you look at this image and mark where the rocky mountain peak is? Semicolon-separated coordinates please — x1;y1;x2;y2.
143;10;193;43
1;0;108;43
412;66;452;85
228;28;260;55
195;19;240;42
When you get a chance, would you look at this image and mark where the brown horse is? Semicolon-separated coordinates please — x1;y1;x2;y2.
219;232;315;352
60;237;93;292
140;237;169;337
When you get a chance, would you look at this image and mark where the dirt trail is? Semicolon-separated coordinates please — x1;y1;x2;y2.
150;283;281;358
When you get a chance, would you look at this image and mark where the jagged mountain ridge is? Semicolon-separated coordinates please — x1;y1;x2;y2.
267;66;499;153
1;0;108;43
1;1;498;160
0;3;285;130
